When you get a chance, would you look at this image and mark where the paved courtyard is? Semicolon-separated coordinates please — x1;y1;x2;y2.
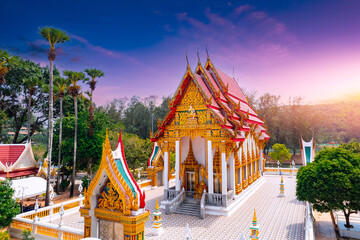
53;175;305;239
145;175;305;240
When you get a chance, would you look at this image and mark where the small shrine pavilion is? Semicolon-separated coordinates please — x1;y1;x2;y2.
0;142;39;179
147;54;269;214
80;131;149;240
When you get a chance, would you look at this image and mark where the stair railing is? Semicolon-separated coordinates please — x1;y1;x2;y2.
200;190;206;219
164;189;185;214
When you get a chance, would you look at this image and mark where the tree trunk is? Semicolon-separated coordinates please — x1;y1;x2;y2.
87;89;94;178
329;210;337;230
56;97;63;194
45;60;54;206
344;210;351;228
27;93;32;142
70;96;78;198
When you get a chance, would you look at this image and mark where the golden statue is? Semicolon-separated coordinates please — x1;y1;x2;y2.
188;105;196;119
200;165;207;182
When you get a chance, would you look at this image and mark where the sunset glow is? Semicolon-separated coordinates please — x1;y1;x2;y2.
1;0;359;105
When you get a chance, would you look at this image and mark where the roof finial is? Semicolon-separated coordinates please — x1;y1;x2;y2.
197;48;201;64
186;51;190;69
206;45;210;60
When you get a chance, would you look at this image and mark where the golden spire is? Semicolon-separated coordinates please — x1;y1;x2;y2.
253;209;257;223
155;198;159;210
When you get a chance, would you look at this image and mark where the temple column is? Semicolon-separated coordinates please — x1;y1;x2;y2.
229;154;235;191
207;140;213;194
220;141;227;195
260;148;264;172
175;140;180;191
163;142;169;191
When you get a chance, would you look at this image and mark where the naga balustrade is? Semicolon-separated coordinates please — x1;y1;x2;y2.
163;190;185;214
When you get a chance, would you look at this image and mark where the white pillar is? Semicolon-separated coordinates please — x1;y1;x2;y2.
175;140;180;191
164;150;169;190
207;140;213;194
221;142;227;195
260;148;264;172
229;155;235;190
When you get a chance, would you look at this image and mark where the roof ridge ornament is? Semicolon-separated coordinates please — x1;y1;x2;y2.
206;45;210;60
197;48;201;65
186;51;190;69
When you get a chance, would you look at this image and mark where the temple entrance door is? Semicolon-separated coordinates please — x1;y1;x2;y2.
99;219;123;240
213;174;221;194
157;171;163;186
186;171;195;192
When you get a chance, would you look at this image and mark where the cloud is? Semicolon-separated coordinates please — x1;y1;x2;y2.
234;5;251;16
70;34;139;64
170;6;297;65
70;56;81;62
164;24;173;32
251;11;267;20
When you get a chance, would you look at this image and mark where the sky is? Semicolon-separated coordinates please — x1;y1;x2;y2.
1;0;360;106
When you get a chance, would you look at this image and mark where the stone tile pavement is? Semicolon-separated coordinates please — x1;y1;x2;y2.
145;175;305;240
51;176;305;240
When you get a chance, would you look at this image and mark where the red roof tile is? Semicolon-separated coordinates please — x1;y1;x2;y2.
213;66;247;102
0;145;25;166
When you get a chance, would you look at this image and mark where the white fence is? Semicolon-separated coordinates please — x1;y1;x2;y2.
10;197;84;240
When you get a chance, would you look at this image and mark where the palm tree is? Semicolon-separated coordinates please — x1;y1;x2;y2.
39;27;69;206
64;71;86;198
84;68;104;177
54;77;69;194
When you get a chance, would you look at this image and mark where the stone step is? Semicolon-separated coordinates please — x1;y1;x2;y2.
174;209;200;216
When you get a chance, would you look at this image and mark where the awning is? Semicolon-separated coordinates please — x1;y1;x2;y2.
11;177;51;199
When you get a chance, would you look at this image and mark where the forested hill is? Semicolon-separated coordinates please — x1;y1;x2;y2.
310;100;360;142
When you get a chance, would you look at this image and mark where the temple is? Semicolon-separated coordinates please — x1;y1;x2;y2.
80;131;149;239
0;142;39;179
147;55;270;215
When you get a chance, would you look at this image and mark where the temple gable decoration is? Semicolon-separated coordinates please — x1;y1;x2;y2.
80;130;149;239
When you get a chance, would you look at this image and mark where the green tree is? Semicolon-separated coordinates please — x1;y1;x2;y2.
0;50;11;84
339;139;360;154
123;96;151;139
22;60;45;142
296;147;360;228
0;230;10;240
121;133;152;172
39;27;69;206
64;71;86;198
0;55;50;144
256;93;281;153
0;180;20;228
54;77;70;194
269;143;291;163
84;68;104;176
21;229;34;240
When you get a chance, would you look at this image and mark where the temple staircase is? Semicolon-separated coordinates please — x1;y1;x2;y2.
174;197;201;217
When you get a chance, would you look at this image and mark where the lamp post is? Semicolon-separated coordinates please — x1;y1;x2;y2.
277;160;280;174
